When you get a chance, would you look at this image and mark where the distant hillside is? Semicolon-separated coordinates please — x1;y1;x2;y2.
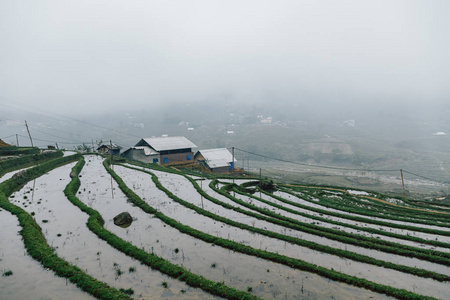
0;139;11;147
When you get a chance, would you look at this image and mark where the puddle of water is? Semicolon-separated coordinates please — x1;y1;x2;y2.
199;179;450;274
0;209;94;300
0;167;33;184
266;191;450;251
87;160;392;300
9;160;218;300
116;165;449;299
286;189;450;233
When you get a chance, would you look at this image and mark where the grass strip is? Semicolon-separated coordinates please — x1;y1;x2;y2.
114;162;441;299
287;185;450;226
211;181;450;266
239;185;450;249
0;146;40;156
0;154;131;300
0;150;63;177
125;160;450;264
66;157;259;300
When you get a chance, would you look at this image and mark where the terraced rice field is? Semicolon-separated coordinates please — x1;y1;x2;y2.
0;152;449;299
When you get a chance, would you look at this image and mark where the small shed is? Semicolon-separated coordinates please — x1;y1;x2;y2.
97;144;121;156
194;148;236;173
122;146;160;164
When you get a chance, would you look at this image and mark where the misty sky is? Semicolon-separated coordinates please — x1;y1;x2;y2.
1;1;449;115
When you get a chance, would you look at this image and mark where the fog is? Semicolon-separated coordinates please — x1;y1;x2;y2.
1;1;450;194
1;0;449;116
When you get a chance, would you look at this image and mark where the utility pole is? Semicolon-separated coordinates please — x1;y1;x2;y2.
16;134;19;147
259;168;262;199
201;167;204;209
110;140;114;199
232;147;235;184
55;143;59;150
91;139;95;153
109;140;114;170
24;121;34;147
400;169;406;200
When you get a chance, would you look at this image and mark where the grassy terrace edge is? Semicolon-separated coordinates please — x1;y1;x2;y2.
0;150;63;177
239;185;450;249
208;180;450;266
0;154;132;300
115;160;438;300
128;159;450;267
75;157;257;300
285;185;450;225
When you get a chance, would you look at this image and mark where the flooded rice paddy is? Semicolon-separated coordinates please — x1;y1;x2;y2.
1;154;449;299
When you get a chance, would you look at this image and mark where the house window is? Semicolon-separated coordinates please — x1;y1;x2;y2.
164;157;169;163
153;158;158;163
186;154;191;161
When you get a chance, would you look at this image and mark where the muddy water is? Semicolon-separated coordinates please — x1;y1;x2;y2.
199;180;450;275
262;191;450;249
0;167;33;184
117;165;449;299
286;189;450;233
162;174;450;276
0;209;94;300
63;151;78;157
8;162;217;300
78;158;392;300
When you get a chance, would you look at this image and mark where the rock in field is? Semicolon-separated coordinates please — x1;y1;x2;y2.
113;212;133;227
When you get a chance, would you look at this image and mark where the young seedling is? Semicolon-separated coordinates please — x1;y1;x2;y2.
119;288;134;295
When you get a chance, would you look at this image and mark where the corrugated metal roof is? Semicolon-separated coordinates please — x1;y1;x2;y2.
97;143;122;150
197;148;236;168
140;136;197;151
134;146;159;156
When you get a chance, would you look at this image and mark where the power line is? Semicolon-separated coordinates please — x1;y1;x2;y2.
233;147;398;172
1;134;16;140
234;147;447;184
0;96;142;140
402;170;440;183
29;127;85;144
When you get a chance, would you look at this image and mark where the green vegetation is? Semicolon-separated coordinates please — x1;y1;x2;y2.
111;162;440;299
119;288;134;295
0;146;40;156
288;186;450;226
62;157;259;300
0;150;63;177
2;152;446;299
207;180;450;267
238;186;450;249
0;154;132;300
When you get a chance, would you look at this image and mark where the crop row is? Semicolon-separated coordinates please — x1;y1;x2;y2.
206;181;450;269
0;150;63;177
0;154;132;300
0;146;40;156
126;160;450;264
116;161;439;299
243;186;450;249
284;187;450;230
286;185;450;226
97;159;260;300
